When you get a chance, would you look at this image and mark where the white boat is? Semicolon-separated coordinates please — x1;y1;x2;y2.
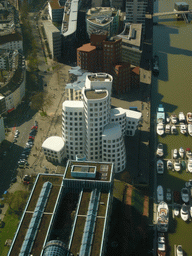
174;160;181;172
157;185;164;203
180;204;189;222
156;143;164;157
179;147;185;158
174;205;180;217
157;233;166;256
166;188;171;202
171;114;177;124
156;104;165;124
157;122;164;136
186;112;192;124
152;55;159;76
166;116;170;123
157;201;169;232
188;124;192;136
167;160;173;170
157;159;164;174
176;245;183;256
178;112;185;122
171;125;177;134
165;124;171;134
181;188;189;203
185;179;192;188
190;206;192;218
173;149;178;159
180;123;187;135
187;159;192;173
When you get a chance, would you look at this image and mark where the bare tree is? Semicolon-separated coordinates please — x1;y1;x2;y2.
30;92;53;113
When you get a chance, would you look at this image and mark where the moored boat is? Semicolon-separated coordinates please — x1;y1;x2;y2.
188;124;192;136
157;104;165;124
165;124;170;134
179;147;185;158
186;148;192;158
181;188;189;203
180;123;187;135
167;160;173;170
171;125;177;135
174;160;181;172
157;159;164;174
157;233;166;256
186;112;192;124
176;245;183;256
171;114;177;124
174;205;180;217
153;55;159;76
157;185;164;203
178;112;185;122
157;201;169;232
180;203;189;222
157;122;164;136
156;143;164;157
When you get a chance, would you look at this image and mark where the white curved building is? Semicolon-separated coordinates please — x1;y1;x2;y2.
42;136;65;163
62;100;85;160
82;87;110;161
86;7;121;38
111;107;127;136
102;123;126;173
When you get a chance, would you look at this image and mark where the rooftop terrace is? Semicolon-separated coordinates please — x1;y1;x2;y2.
85;89;107;100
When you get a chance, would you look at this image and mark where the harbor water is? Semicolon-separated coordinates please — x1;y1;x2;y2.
152;0;192;255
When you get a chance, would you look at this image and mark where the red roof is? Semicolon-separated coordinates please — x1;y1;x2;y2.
132;66;140;75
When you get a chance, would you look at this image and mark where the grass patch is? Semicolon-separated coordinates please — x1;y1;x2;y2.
0;213;19;256
131;188;144;214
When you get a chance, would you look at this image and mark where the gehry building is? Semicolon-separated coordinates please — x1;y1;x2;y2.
62;72;142;173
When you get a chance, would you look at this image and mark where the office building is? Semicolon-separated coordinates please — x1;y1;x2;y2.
0;117;5;143
48;0;64;22
43;20;61;59
125;0;147;30
113;62;131;94
115;23;143;66
86;7;122;38
8;160;114;256
77;43;96;72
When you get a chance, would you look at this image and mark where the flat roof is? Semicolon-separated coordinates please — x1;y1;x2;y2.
87;73;112;82
124;109;142;119
116;23;142;48
85;89;107;100
49;0;64;9
77;43;96;52
8;174;63;256
42;136;64;152
43;20;60;33
64;160;113;182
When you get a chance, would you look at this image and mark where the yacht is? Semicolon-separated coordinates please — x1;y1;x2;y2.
179;147;185;158
179;123;187;135
188;124;192;136
165;124;171;134
157;122;164;136
174;205;180;217
178;112;185;122
156;104;165;124
157;159;164;174
173;149;178;159
157;185;164;203
171;125;177;135
180;204;189;222
186;112;192;124
157;201;169;232
171;114;177;124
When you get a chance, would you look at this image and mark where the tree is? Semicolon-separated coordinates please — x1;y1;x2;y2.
30;91;53;113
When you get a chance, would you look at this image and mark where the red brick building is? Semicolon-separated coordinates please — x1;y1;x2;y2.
113;62;131;94
77;43;96;72
131;66;140;89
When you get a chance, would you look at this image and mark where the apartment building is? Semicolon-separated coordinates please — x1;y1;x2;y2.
113;62;131;94
0;117;5;143
77;43;96;72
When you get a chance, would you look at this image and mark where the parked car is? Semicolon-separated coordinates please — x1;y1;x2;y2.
29;136;35;140
34;121;38;127
29;130;36;136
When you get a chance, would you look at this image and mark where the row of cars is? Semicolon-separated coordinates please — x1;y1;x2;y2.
18;122;38;168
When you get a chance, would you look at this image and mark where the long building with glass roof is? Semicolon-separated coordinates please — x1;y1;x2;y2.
8;160;114;256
